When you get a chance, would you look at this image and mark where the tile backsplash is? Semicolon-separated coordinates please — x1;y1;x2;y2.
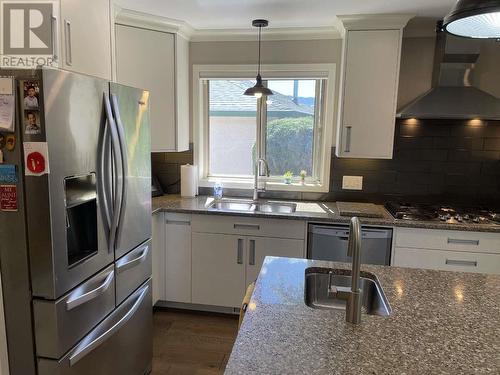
151;147;193;194
152;120;500;206
329;119;500;206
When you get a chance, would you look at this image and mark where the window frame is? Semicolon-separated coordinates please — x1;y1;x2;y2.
193;64;336;193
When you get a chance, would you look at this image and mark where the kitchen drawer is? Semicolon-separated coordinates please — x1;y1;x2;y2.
38;279;152;375
33;265;115;359
115;240;152;305
393;247;500;275
395;228;500;254
191;214;306;240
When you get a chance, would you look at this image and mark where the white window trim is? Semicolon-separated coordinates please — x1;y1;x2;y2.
193;63;336;193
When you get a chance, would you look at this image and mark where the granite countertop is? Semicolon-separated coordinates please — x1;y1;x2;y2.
225;257;500;374
152;195;500;233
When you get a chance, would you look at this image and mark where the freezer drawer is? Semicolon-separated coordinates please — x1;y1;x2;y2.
38;279;153;375
33;265;115;359
115;239;152;305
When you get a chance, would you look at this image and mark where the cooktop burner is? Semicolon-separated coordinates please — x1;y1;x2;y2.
384;202;500;225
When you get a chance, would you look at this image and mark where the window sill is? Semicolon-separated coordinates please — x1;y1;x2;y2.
199;177;329;193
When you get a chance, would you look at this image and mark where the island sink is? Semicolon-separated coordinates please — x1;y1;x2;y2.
304;268;392;317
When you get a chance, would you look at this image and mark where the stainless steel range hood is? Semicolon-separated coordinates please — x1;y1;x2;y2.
397;26;500;120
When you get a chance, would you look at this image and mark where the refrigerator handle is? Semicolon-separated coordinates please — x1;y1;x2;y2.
110;93;129;248
103;93;123;252
98;98;112;235
68;283;149;366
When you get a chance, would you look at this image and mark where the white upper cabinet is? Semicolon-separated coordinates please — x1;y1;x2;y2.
335;15;412;159
114;13;190;152
59;0;112;80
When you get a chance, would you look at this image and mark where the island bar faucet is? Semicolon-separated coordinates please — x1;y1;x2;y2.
346;216;362;324
253;158;270;200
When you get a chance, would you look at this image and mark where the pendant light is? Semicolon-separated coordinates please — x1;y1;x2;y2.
244;19;273;98
443;0;500;39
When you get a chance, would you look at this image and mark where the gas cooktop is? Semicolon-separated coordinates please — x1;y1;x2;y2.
384;202;500;226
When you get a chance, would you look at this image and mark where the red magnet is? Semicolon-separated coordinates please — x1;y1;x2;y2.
26;151;45;174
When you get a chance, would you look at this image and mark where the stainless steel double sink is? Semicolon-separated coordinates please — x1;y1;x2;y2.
304;268;391;317
207;198;297;214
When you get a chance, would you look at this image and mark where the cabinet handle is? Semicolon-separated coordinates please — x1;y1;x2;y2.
165;220;190;226
234;223;260;230
249;240;256;266
64;19;72;66
51;15;58;62
447;238;479;246
237;239;243;264
445;259;477;267
344;126;352;153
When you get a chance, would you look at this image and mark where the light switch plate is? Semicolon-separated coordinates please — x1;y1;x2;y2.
342;176;363;190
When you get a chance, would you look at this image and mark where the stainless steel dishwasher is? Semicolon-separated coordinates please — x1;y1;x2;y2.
307;224;392;265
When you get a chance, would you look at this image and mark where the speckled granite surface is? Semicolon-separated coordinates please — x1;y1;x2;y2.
225;257;500;374
152;195;500;233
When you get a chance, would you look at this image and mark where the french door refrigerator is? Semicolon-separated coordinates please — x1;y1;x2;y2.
0;68;152;375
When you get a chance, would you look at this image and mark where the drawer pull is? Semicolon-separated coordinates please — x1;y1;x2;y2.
249;240;256;266
116;245;149;273
166;220;191;226
447;238;479;246
234;223;260;230
445;259;478;267
237;239;244;264
66;270;114;311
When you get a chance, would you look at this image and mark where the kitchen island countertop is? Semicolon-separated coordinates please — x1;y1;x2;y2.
225;257;500;374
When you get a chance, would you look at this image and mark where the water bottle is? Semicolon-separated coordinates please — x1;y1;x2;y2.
213;181;223;201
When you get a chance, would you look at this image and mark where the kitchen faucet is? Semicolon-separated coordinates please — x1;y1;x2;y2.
253;158;270;201
346;216;362;324
328;216;363;324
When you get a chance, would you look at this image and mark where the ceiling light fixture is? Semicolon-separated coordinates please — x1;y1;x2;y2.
443;0;500;39
244;19;273;98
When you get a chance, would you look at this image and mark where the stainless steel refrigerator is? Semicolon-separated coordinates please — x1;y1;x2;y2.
0;68;152;375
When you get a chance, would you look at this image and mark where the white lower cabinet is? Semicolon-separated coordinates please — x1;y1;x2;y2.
246;237;304;286
152;212;306;308
393;227;500;275
152;211;165;306
192;233;246;308
393;247;500;274
191;214;306;308
165;214;192;303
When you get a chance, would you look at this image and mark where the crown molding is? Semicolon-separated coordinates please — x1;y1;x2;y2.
190;26;341;42
114;7;194;40
114;9;418;42
336;14;415;36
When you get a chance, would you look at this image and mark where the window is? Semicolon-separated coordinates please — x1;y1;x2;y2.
194;65;335;192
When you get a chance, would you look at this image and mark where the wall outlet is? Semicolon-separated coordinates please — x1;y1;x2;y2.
342;176;363;190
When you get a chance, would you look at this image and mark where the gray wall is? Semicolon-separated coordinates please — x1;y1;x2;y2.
154;35;500;205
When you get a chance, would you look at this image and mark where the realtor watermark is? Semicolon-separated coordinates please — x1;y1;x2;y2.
0;1;57;68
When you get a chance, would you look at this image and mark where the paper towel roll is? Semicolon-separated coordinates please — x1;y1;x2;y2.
180;164;198;197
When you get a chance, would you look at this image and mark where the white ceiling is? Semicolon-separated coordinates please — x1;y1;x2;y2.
115;0;456;30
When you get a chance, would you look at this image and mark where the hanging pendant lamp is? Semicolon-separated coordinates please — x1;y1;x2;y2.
244;19;273;98
443;0;500;38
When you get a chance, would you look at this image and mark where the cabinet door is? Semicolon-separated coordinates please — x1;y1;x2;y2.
246;237;304;285
60;0;112;79
338;29;401;159
115;25;177;152
165;214;192;303
152;212;165;305
192;233;246;308
174;34;190;152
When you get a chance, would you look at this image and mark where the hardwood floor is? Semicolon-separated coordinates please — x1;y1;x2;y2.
152;308;239;375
